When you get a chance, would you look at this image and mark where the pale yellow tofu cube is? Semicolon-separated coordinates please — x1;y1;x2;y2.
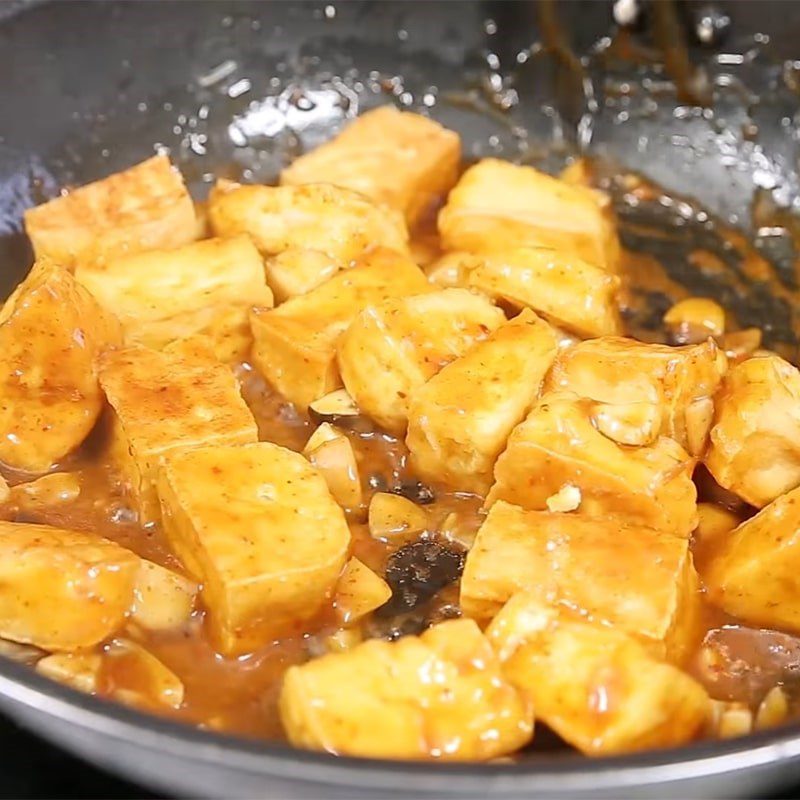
157;441;351;655
279;618;533;760
265;249;341;304
424;251;481;288
705;354;800;507
487;394;698;537
546;336;727;456
338;288;505;434
0;260;121;471
334;557;392;624
130;560;198;633
208;180;409;300
98;338;258;525
487;594;710;755
0;521;141;651
406;310;559;494
281;107;461;227
250;248;430;409
694;503;741;549
461;501;701;662
24;155;196;267
76;236;273;363
466;248;622;338
438;159;621;272
703;484;800;632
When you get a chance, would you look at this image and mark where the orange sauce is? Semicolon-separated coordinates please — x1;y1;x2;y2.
3;169;799;747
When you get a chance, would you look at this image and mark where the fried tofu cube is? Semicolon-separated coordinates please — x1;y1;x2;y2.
24;155;196;267
98;338;258;525
694;503;741;549
130;560;198;633
487;394;698;537
281;107;461;227
705;355;800;507
157;441;351;655
265;249;341;305
703;484;800;632
424;251;481;288
461;501;701;662
250;248;430;409
0;521;140;651
338;288;505;434
466;248;622;338
486;594;710;755
546;337;728;456
75;236;273;363
334;557;392;624
279;618;533;760
438;159;621;272
208;180;409;300
406;310;559;494
0;260;121;471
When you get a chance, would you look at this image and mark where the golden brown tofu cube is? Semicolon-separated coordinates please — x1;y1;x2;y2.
76;236;273;363
466;248;622;338
265;249;341;305
0;521;140;651
406;310;559;494
98;338;258;525
424;251;481;288
279;618;533;760
703;484;800;632
157;441;351;655
438;159;621;272
281;107;461;227
461;501;701;662
0;260;121;471
487;394;698;537
546;336;728;456
208;180;409;300
338;288;505;434
250;248;430;410
705;355;800;507
487;594;710;755
24;155;196;267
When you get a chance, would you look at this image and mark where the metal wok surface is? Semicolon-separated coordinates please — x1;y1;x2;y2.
2;1;800;796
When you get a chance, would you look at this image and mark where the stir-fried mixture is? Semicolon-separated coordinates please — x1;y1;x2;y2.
3;105;797;760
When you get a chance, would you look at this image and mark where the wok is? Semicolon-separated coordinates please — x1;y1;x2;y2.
2;1;800;796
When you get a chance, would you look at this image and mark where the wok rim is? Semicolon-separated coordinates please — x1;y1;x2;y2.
0;653;799;793
1;0;799;793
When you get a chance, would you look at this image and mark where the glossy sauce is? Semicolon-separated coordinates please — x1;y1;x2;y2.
3;169;800;747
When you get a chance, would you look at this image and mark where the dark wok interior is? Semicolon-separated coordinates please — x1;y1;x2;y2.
4;0;800;796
